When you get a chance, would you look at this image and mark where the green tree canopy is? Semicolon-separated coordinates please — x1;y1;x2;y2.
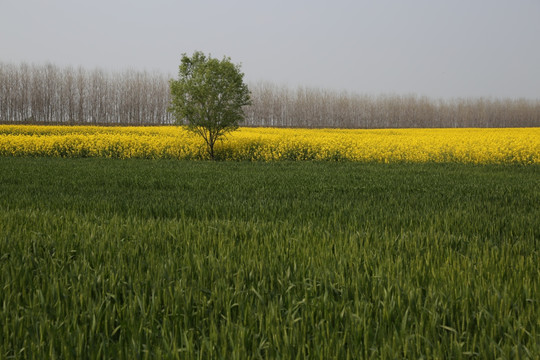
169;51;251;159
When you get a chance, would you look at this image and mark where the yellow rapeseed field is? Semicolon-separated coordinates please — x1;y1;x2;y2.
0;125;538;164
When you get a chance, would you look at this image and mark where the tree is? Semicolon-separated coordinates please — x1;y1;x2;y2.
169;51;251;159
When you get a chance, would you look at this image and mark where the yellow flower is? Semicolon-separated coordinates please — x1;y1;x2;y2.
0;125;538;164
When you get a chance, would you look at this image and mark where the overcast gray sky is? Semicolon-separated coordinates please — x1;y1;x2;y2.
1;0;539;99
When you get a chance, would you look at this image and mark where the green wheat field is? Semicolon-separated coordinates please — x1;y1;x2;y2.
1;158;539;359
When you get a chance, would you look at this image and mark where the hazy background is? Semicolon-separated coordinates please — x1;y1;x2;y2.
1;0;539;99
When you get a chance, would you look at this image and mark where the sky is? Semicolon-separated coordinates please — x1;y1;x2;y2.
1;0;540;99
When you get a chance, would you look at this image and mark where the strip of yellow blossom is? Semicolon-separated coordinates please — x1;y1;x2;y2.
0;125;538;164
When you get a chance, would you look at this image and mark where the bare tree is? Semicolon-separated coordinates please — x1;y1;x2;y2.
1;61;539;127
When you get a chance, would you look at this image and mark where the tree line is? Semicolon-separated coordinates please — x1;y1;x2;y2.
0;62;172;125
246;82;540;128
1;62;539;128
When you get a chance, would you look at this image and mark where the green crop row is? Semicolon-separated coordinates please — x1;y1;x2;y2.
1;158;538;359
